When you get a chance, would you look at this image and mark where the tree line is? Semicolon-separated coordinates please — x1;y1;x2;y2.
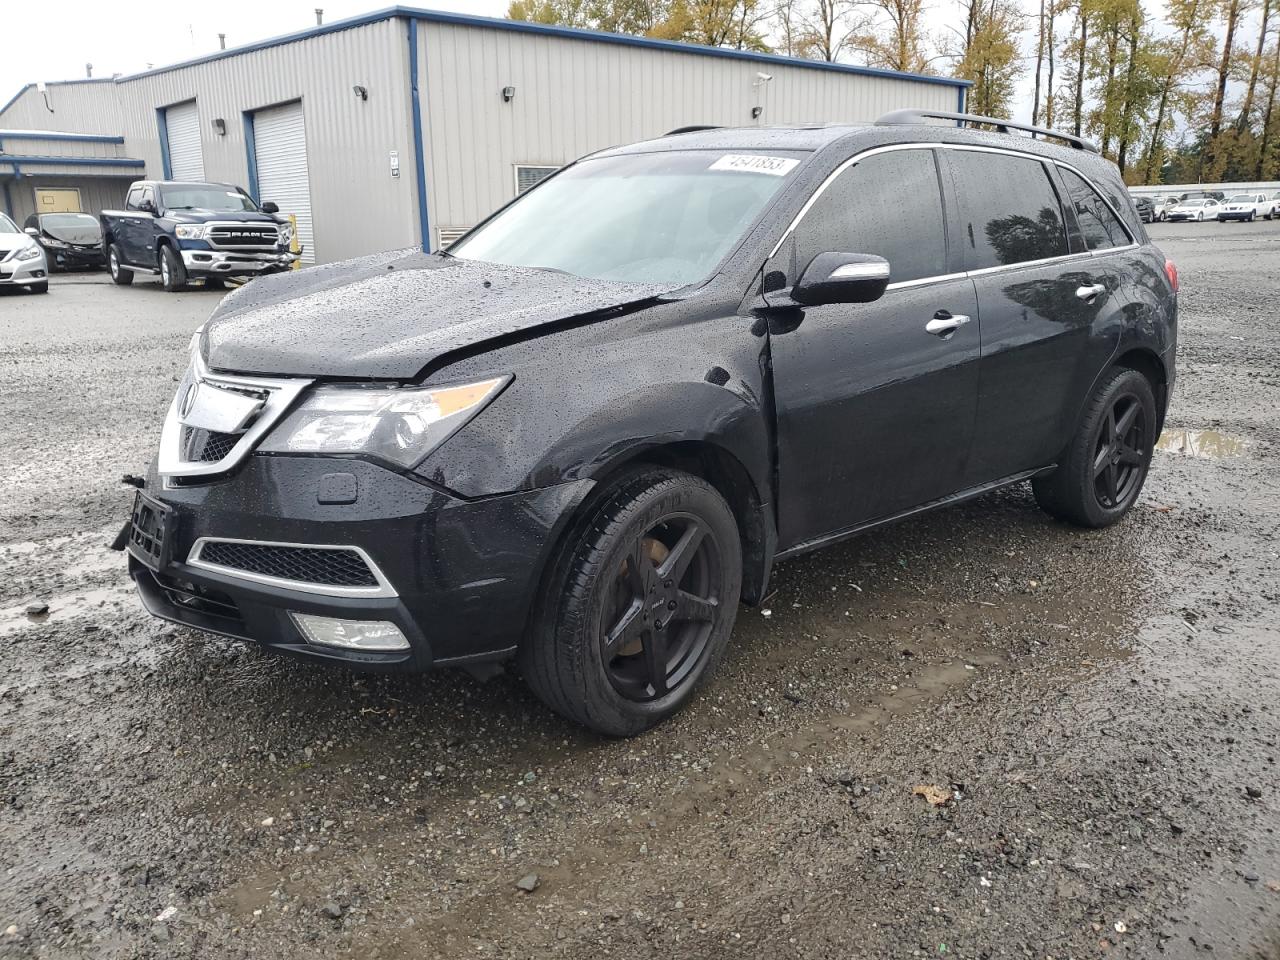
507;0;1280;183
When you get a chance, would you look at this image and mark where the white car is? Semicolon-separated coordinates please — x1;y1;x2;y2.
1166;198;1220;222
0;212;49;293
1217;193;1272;222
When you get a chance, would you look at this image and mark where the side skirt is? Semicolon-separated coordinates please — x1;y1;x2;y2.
774;466;1055;562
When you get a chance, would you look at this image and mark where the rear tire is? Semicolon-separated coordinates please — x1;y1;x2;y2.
159;245;187;292
521;467;742;737
1033;367;1157;528
203;277;225;290
107;244;133;285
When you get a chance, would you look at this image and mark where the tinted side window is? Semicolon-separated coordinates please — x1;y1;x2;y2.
948;152;1068;269
793;149;945;284
1060;168;1130;251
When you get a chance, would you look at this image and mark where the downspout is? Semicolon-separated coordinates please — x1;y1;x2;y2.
408;17;432;252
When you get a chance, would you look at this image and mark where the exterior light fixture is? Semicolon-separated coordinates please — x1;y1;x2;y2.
502;85;516;103
211;118;227;136
352;84;369;101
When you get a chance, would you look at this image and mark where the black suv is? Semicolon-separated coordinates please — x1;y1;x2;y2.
121;110;1177;736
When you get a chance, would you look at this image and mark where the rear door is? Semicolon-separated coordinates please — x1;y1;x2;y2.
766;146;981;549
948;149;1130;483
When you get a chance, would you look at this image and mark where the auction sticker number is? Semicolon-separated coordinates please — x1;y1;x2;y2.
710;154;800;176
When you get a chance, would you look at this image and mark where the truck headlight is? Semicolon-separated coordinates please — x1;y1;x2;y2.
15;246;41;261
277;221;294;245
259;377;509;468
175;225;206;240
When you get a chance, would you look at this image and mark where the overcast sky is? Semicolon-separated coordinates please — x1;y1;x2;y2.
1;0;1255;132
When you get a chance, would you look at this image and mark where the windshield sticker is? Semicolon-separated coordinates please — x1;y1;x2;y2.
710;154;800;176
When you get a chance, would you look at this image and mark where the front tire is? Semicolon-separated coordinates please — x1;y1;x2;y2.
521;467;742;737
159;245;187;292
107;244;133;285
1033;367;1157;528
29;281;49;294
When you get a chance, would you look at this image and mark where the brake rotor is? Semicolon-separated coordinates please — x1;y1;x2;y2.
614;536;668;657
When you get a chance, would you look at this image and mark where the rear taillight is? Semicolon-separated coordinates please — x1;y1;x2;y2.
1164;258;1179;293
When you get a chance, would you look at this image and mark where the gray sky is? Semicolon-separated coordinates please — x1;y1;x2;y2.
2;0;1253;130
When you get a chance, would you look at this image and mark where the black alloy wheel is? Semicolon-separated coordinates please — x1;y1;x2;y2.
1033;366;1157;528
1092;392;1147;510
600;514;723;703
522;467;742;736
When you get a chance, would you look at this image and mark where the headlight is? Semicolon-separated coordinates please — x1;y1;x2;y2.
16;246;41;261
259;377;509;468
277;222;294;245
42;237;68;248
175;225;207;240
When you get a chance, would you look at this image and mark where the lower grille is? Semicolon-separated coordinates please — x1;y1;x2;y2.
195;541;381;589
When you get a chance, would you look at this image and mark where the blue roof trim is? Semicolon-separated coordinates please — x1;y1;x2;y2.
0;155;144;168
27;5;967;91
0;131;125;144
0;84;33;117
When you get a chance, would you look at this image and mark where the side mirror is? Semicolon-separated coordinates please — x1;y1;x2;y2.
24;227;39;236
138;200;157;215
261;201;279;214
792;253;890;306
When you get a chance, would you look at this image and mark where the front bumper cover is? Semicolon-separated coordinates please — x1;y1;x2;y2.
180;248;299;275
0;250;48;285
126;455;592;670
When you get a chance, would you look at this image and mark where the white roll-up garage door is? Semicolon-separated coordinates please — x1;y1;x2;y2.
253;101;315;264
165;101;204;181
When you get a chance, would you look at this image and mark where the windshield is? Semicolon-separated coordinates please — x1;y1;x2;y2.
450;150;803;285
1229;195;1254;202
160;184;259;213
0;213;18;234
39;213;101;243
1184;200;1207;206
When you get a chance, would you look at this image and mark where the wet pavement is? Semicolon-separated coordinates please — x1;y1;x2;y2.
1;222;1278;959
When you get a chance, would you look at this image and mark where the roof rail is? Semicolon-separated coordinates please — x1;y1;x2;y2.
664;125;721;136
875;108;1100;153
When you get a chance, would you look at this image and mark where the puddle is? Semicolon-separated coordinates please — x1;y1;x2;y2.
0;583;134;638
1155;428;1249;459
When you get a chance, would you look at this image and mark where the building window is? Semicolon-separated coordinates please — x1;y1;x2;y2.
514;165;559;195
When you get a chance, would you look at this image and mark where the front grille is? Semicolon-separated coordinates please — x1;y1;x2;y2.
208;225;279;249
154;572;242;624
182;427;239;463
197;542;380;588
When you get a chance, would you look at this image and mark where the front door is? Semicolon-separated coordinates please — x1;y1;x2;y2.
765;147;981;550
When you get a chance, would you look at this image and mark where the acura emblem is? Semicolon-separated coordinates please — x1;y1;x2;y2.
179;382;200;419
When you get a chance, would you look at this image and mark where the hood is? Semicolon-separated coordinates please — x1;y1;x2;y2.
41;221;101;245
168;210;279;224
203;248;671;379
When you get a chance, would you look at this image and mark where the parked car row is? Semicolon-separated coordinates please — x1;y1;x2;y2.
2;180;298;295
1131;190;1280;223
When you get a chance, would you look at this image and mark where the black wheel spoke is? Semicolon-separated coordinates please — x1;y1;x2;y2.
673;590;717;623
643;630;668;695
656;521;705;584
1093;443;1112;478
603;601;645;659
1117;445;1143;466
1114;401;1139;440
1104;409;1117;446
1104;463;1120;505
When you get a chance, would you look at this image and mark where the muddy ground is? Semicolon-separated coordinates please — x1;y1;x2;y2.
1;220;1278;959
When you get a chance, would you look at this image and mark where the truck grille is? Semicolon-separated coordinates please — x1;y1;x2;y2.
207;224;279;249
193;541;382;589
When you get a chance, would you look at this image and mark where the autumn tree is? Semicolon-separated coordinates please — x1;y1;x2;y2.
1140;0;1215;182
1202;0;1255;178
1258;37;1280;176
854;0;934;73
954;0;1025;115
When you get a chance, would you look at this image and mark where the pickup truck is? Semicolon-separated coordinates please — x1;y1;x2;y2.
101;180;299;292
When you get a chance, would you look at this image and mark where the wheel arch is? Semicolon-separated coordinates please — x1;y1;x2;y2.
1114;346;1169;433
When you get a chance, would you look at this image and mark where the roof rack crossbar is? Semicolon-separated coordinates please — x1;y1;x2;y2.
875;108;1100;153
663;125;722;136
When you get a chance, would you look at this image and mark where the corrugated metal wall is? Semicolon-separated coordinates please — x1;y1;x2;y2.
5;176;131;224
417;22;959;240
107;18;419;264
0;81;126;135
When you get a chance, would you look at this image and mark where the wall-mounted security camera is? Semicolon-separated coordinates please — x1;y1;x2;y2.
755;72;774;82
211;118;227;136
352;84;369;101
502;85;516;103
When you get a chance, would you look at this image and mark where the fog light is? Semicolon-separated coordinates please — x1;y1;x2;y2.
290;613;410;652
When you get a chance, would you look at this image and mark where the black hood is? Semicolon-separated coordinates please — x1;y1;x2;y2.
41;219;101;245
203;249;670;379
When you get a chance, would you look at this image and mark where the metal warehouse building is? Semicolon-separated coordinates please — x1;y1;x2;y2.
0;6;968;264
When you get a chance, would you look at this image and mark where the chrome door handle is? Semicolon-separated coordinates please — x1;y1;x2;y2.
925;311;971;337
1075;283;1106;301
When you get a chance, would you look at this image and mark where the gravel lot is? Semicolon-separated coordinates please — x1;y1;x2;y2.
2;220;1278;959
